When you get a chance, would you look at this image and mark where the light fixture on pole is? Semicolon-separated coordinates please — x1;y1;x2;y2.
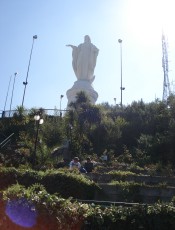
9;72;18;117
22;35;37;108
60;94;64;117
118;39;125;107
33;113;44;166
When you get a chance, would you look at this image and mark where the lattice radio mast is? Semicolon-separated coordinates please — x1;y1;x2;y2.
162;32;171;101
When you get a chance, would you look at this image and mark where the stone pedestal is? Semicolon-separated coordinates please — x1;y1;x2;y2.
66;80;98;106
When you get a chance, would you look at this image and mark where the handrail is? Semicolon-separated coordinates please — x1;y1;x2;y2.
0;139;11;149
73;199;146;207
1;108;69;118
0;133;14;148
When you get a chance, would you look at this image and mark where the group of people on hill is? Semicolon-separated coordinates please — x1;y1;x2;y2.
69;156;94;173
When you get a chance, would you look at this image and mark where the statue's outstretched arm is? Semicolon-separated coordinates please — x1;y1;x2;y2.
66;44;76;49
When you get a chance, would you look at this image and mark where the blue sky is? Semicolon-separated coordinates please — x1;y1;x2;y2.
0;0;175;112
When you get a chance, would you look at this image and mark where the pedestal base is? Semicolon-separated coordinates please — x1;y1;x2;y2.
66;80;98;106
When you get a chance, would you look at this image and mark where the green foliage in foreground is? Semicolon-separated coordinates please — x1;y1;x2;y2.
107;170;136;177
0;167;99;199
2;184;175;230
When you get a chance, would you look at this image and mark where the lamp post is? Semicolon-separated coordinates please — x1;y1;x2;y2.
68;123;73;157
33;114;44;166
9;72;18;117
3;74;13;115
60;94;64;117
118;39;125;107
22;35;37;108
69;123;73;142
114;98;116;106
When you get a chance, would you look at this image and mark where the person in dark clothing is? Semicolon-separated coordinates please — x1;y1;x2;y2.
84;157;94;173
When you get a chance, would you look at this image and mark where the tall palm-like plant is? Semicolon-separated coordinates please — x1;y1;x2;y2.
67;91;102;156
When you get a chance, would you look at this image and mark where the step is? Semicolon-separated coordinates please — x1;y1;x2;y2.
94;183;175;204
87;173;175;186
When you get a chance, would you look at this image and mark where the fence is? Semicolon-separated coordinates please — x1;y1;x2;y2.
0;109;69;118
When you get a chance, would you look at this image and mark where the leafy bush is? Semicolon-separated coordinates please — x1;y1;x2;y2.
82;202;175;230
2;184;175;229
109;181;141;202
128;162;145;174
0;167;99;199
2;184;88;229
107;170;136;177
146;162;174;176
38;169;99;199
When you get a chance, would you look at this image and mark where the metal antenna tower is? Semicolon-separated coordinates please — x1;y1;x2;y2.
162;33;171;101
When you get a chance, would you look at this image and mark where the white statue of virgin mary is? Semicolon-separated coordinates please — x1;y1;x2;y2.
66;35;99;82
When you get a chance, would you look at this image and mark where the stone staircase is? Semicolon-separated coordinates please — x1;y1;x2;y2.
87;173;175;204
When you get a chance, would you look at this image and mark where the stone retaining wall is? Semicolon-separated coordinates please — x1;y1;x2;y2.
95;184;175;203
88;173;175;186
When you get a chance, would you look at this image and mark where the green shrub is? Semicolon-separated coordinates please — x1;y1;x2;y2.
107;170;136;177
38;169;99;199
0;167;99;199
82;203;175;230
2;184;88;229
109;181;141;202
2;184;175;229
128;162;145;174
146;162;174;176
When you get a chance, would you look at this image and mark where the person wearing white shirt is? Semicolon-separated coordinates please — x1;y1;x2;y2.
69;157;81;170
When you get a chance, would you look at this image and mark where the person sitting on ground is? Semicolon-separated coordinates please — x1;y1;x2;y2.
69;157;81;170
84;157;94;173
101;151;108;162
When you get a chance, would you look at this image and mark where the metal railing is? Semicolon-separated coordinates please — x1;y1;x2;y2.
1;109;69;118
74;199;146;207
0;133;14;149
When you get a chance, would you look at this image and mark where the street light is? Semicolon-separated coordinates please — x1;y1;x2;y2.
22;35;37;108
68;123;73;155
9;72;18;117
60;94;64;117
118;39;125;107
3;74;13;115
33;113;44;166
114;98;116;106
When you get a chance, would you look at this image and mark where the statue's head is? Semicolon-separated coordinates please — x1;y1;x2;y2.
84;35;91;43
